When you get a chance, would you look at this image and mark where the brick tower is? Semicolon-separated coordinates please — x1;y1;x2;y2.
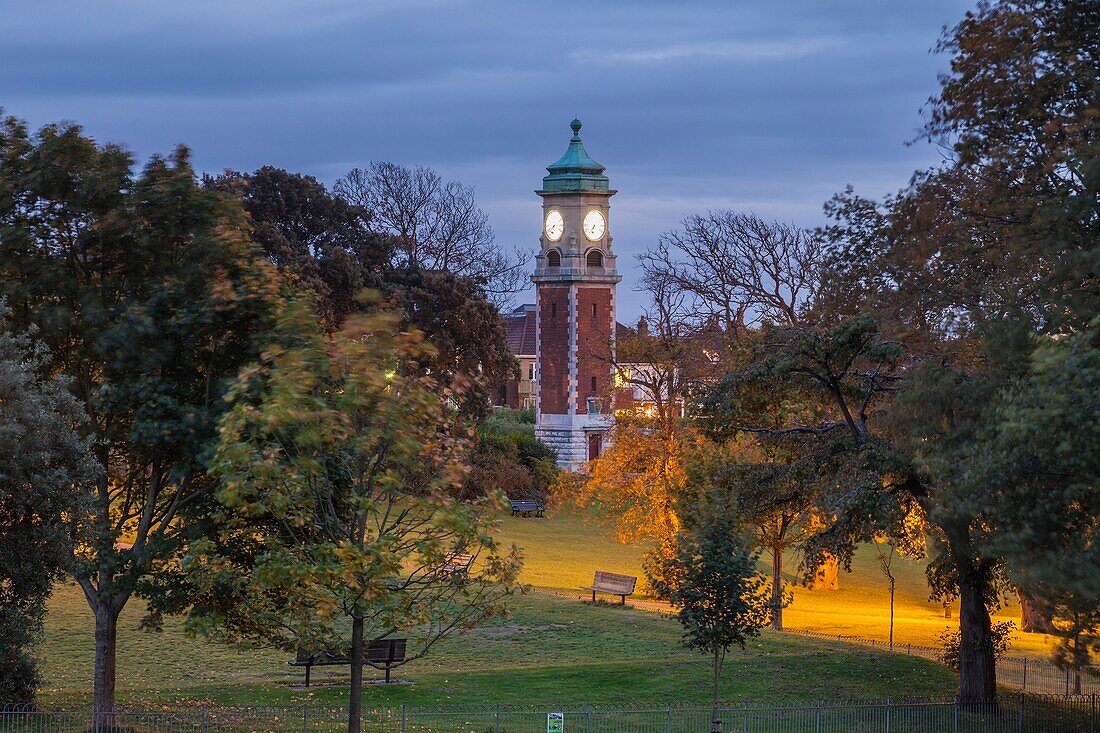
533;119;621;470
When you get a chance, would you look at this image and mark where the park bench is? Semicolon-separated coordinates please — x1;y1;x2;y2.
439;552;474;577
289;638;407;685
582;570;637;605
510;499;545;517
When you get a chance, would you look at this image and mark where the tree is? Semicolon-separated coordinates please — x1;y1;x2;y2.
651;448;773;727
875;542;898;649
189;301;522;733
210;169;518;418
0;115;281;716
809;0;1099;703
385;268;517;420
205;167;391;327
638;211;821;340
335;162;528;306
978;326;1100;690
0;307;93;704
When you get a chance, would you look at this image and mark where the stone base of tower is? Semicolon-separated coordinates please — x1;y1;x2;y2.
535;426;588;471
536;414;612;472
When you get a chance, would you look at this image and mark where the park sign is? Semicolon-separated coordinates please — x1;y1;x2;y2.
547;712;564;733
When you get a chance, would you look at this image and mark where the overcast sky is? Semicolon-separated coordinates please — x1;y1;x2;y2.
1;0;970;319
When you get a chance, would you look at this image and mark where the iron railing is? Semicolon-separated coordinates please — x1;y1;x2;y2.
782;628;1100;696
1;696;1096;733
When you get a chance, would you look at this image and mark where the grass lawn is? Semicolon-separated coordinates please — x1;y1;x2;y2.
40;582;954;708
37;506;1048;707
496;508;1056;658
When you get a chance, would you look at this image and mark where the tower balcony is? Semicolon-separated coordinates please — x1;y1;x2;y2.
532;265;621;284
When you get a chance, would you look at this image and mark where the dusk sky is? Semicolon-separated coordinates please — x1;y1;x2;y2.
1;0;971;318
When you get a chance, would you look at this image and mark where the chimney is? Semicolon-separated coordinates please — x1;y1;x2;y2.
637;315;649;337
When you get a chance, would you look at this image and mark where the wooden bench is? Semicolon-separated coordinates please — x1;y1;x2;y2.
510;499;545;517
582;570;638;605
289;638;407;685
439;552;474;577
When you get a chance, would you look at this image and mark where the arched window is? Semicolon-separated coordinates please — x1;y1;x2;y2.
586;249;604;268
547;250;561;268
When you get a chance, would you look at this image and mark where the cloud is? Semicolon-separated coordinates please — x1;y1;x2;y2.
569;37;847;65
0;0;974;319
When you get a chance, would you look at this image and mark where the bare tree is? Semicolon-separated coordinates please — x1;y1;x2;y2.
335;162;528;305
639;211;822;339
876;541;898;648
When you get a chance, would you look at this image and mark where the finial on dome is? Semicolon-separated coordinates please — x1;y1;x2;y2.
570;118;582;137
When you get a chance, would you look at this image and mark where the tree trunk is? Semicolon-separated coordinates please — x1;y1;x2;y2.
92;601;121;723
348;615;365;733
711;648;724;731
1018;594;1055;634
808;554;840;591
888;578;895;649
770;544;783;631
957;574;997;705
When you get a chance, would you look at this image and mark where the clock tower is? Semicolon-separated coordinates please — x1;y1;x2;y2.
533;119;621;470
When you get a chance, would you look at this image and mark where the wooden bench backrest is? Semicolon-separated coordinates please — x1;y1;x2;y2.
365;637;407;663
294;638;407;665
445;553;474;568
592;570;637;594
511;500;540;509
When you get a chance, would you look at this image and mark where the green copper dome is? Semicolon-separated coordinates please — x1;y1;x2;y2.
541;119;609;192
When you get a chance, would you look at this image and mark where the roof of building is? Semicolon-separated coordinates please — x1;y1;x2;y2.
503;304;633;357
540;119;610;193
503;305;537;356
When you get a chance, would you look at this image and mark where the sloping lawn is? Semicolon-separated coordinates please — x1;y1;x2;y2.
40;582;954;707
496;508;1055;657
37;506;1055;707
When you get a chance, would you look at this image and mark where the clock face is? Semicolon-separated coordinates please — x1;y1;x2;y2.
544;210;564;242
583;210;606;241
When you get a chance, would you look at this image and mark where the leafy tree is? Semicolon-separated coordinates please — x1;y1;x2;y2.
386;268;517;420
651;449;773;724
205;167;392;326
808;0;1099;703
209;169;518;420
0;115;281;716
189;301;522;733
978;326;1100;690
0;308;93;704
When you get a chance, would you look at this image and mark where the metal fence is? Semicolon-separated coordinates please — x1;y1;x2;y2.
2;697;1097;733
782;628;1100;696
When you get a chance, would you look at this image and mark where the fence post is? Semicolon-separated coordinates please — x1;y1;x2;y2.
1022;658;1027;692
1066;667;1071;695
885;697;891;733
666;703;672;733
814;702;821;733
585;704;591;733
401;704;407;733
1017;693;1024;733
952;696;958;733
201;704;208;733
